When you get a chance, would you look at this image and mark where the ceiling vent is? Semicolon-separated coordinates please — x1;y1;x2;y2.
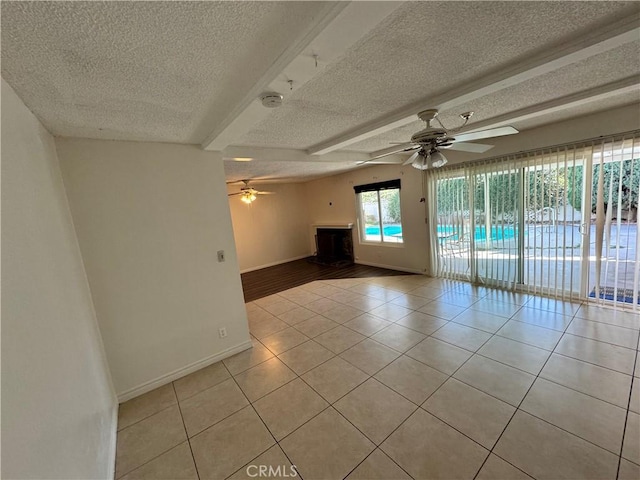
260;92;283;108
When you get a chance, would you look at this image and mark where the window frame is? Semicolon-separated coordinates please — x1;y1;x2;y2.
354;179;404;246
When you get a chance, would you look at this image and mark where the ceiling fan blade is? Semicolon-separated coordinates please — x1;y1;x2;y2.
403;150;420;166
356;159;373;165
256;191;275;195
369;143;419;161
445;142;494;153
228;192;244;196
357;157;406;166
454;126;519;143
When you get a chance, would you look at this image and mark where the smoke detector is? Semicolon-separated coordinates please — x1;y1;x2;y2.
260;92;283;108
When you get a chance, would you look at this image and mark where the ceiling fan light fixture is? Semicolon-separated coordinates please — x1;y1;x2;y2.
411;151;429;170
240;191;257;204
430;150;448;168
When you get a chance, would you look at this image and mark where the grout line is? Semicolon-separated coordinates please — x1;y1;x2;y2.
615;330;640;480
470;328;559;479
172;382;201;480
116;402;176;433
551;350;636;376
342;447;415;480
528;366;630;411
115;400;198;479
220;361;305;480
557;329;640;350
115;441;192;479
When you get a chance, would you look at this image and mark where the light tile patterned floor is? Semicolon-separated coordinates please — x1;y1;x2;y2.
115;275;640;480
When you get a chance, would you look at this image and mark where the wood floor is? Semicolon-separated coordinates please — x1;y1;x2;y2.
241;257;412;303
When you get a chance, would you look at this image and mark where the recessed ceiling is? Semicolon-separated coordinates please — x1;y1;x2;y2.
2;1;639;183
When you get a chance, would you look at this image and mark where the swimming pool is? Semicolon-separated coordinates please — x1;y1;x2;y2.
365;224;518;241
365;225;403;236
438;225;519;241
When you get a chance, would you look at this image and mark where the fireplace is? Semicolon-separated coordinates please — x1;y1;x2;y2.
314;226;354;266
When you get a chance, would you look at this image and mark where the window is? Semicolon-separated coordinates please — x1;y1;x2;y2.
354;179;403;244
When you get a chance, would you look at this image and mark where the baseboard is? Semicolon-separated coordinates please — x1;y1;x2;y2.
116;340;253;402
239;254;312;274
355;260;424;275
107;403;118;480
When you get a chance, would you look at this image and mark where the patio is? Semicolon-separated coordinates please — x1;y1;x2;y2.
439;223;638;305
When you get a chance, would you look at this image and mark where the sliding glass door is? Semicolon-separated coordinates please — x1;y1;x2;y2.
473;169;521;287
433;174;472;279
431;165;522;289
582;138;640;305
427;131;640;308
522;157;585;297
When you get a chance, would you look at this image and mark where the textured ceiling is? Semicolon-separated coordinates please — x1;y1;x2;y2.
238;1;639;149
2;1;639;183
1;1;333;143
346;41;640;153
508;90;640;132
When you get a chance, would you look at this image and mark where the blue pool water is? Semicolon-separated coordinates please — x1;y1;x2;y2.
366;224;518;241
438;225;518;241
365;225;402;236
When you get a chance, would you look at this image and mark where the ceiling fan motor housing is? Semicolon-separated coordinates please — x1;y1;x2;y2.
410;127;448;144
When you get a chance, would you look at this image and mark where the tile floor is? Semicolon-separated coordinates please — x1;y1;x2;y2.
115;275;640;480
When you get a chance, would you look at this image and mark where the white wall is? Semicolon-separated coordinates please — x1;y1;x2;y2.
228;182;312;272
56;138;251;400
306;165;429;273
2;80;117;479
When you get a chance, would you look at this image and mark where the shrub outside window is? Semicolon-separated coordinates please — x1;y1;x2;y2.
354;179;403;244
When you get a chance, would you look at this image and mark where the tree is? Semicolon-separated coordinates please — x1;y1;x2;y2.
593;160;640;213
567;160;640;213
434;158;640;225
566;165;583;211
525;168;566;211
380;189;401;223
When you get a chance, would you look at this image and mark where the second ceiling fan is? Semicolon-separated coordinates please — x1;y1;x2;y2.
366;109;519;170
227;180;275;204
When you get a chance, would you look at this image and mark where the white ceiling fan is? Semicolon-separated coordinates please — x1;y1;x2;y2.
363;109;519;170
227;180;275;204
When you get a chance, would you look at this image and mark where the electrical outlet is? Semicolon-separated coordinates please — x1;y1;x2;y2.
217;250;225;262
218;327;227;339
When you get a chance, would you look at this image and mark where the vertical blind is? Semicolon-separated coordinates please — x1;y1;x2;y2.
425;130;640;310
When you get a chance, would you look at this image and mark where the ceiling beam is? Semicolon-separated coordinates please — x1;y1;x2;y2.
308;15;640;156
447;76;640;134
368;75;640;159
200;1;347;151
202;1;402;152
222;146;369;164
